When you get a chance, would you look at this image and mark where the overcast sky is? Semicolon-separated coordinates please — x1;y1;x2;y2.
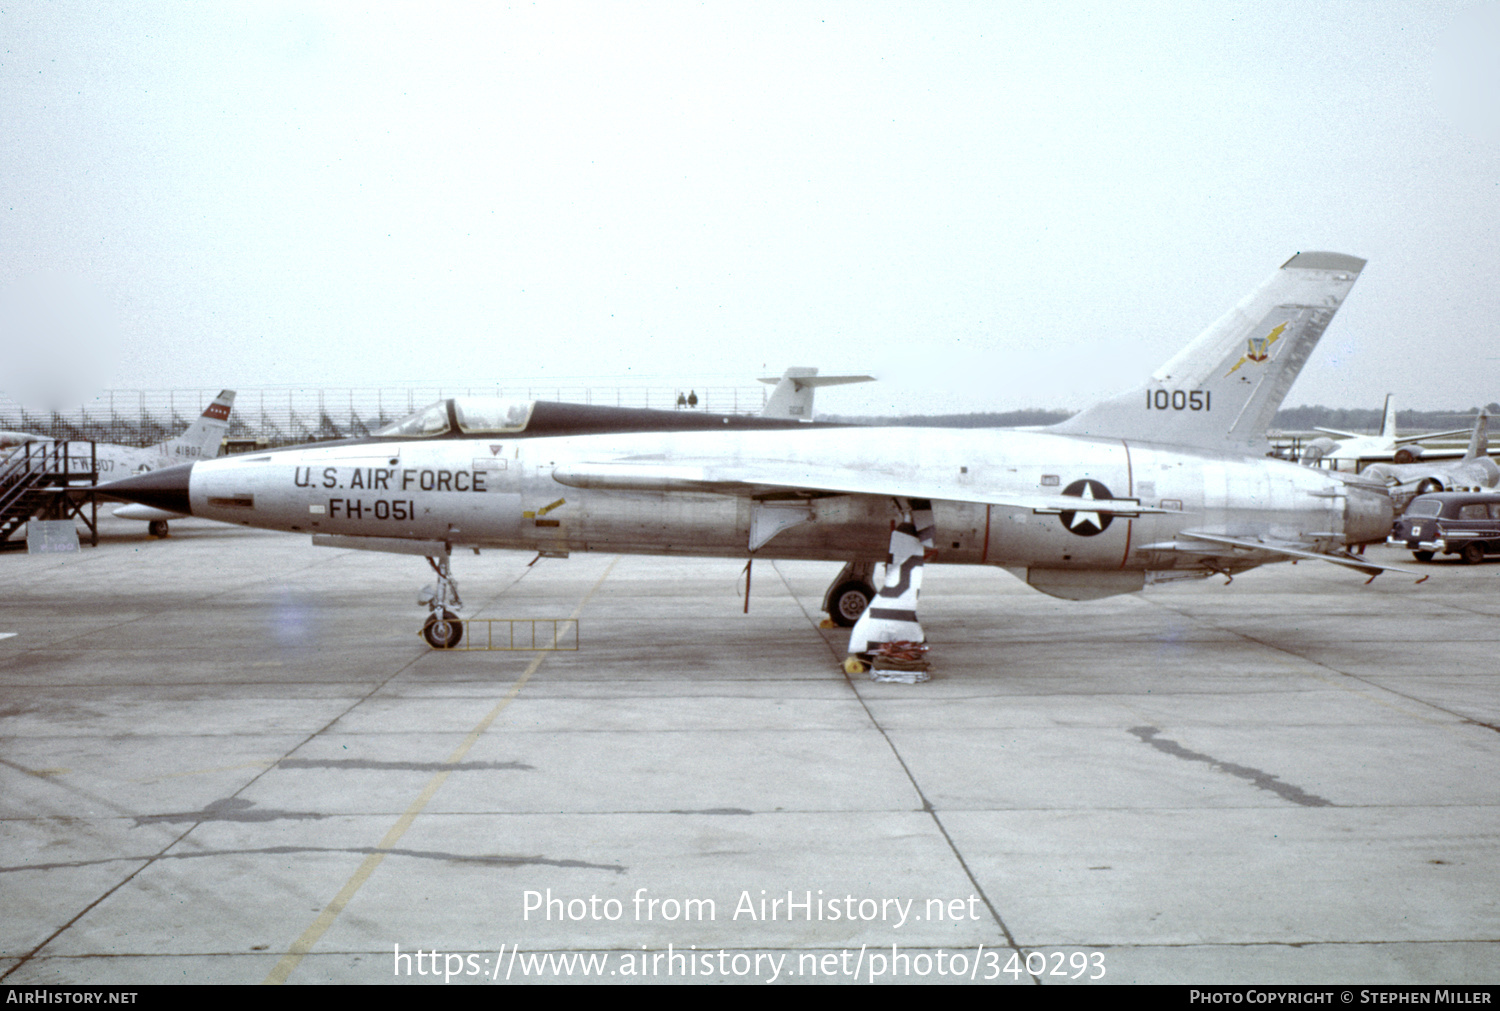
2;1;1498;416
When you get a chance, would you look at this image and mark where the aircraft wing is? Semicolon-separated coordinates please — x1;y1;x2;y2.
1379;447;1468;463
113;503;186;521
1392;429;1473;445
550;458;1175;516
1153;530;1427;582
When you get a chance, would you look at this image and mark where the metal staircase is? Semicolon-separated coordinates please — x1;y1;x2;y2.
0;442;99;550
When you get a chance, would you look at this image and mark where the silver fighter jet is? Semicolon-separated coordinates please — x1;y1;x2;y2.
101;253;1405;670
5;390;235;537
1360;410;1498;509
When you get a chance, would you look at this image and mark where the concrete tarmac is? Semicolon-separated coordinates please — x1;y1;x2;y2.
0;515;1496;985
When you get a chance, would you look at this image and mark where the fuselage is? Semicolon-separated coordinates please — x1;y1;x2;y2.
1;435;215;477
1363;456;1500;492
170;423;1388;574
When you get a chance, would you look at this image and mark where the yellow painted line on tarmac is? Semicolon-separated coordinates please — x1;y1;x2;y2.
262;557;619;986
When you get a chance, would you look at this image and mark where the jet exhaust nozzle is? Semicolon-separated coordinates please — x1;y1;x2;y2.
1342;483;1392;546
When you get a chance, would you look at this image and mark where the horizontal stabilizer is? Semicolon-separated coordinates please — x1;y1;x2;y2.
757;374;877;389
1169;530;1425;581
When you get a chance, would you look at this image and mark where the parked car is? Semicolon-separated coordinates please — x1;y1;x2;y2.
1388;491;1500;563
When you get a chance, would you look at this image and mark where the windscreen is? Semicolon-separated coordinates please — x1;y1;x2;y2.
375;401;451;438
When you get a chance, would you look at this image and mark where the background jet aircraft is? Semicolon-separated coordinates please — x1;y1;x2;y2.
0;390;236;537
1;390;235;475
1299;394;1473;471
1360;410;1498;508
758;367;875;421
103;254;1403;669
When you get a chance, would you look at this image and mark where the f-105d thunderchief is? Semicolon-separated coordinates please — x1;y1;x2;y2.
103;253;1407;670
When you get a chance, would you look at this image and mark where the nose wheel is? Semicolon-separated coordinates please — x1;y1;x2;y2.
422;610;463;649
418;554;464;649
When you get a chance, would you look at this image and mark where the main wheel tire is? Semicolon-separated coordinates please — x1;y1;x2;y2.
828;580;875;627
1461;542;1486;565
1413;550;1434;562
422;611;463;648
148;520;169;538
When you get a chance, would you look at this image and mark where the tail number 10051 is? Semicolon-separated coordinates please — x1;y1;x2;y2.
1146;389;1211;411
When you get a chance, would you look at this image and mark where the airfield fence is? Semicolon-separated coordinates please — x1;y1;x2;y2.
0;385;770;449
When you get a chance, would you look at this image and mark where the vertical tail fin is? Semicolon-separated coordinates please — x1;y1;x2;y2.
1048;252;1366;452
758;368;875;421
760;367;820;419
1464;410;1489;461
1379;394;1397;439
159;390;235;460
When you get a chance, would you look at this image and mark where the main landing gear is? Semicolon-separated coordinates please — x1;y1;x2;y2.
822;560;879;628
419;555;464;649
148;520;169;538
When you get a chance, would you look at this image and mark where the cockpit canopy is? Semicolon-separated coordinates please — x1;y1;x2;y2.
375;398;534;438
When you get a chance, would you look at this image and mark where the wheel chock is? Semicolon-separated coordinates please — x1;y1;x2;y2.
819;618;837;629
843;655;869;675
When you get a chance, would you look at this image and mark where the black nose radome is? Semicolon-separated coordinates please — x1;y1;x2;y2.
98;462;194;515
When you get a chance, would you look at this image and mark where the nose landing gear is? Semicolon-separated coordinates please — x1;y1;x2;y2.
422;611;463;649
419;555;464;648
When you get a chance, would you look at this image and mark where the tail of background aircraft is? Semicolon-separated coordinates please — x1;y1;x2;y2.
1463;410;1490;461
1379;393;1397;439
157;390;235;460
1048;252;1366;452
759;368;875;421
